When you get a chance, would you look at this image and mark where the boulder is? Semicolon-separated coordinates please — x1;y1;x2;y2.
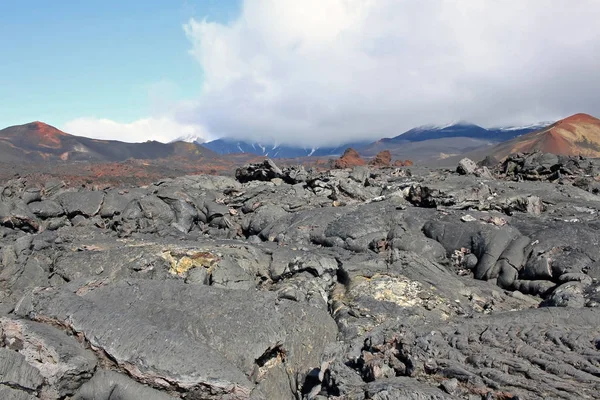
56;191;105;217
236;159;283;183
28;200;64;218
457;158;493;179
457;158;478;175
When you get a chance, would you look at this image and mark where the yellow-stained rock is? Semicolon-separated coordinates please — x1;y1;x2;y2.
348;273;453;320
161;250;220;277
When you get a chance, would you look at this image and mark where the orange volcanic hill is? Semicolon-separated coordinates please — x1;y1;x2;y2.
480;113;600;160
0;121;70;149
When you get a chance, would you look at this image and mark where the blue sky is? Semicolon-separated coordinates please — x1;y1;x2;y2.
1;1;598;145
0;0;240;129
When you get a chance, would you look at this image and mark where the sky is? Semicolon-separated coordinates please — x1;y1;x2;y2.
1;0;600;146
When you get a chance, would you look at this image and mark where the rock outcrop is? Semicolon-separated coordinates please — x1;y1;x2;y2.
334;148;366;169
370;150;392;167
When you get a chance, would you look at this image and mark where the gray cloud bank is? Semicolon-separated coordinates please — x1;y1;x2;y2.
179;0;600;147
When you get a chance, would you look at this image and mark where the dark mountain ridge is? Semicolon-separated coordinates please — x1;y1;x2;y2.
0;121;217;163
202;138;371;158
203;122;549;159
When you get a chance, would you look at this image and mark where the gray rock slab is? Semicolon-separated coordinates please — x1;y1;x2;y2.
99;189;141;218
16;279;338;399
0;385;37;400
72;369;173;400
0;318;97;398
0;348;43;393
56;191;105;217
27;200;64;218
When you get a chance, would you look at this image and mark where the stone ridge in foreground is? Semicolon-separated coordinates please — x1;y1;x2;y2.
0;153;599;399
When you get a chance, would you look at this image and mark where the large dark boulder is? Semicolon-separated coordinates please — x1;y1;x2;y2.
55;191;105;217
28;200;64;218
236;159;283;183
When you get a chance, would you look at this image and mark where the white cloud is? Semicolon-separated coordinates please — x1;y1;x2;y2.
180;0;600;146
62;117;210;144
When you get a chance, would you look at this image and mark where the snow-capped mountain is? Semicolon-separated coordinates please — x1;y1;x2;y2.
202;138;370;158
494;122;554;132
202;121;552;159
387;122;551;143
170;133;205;144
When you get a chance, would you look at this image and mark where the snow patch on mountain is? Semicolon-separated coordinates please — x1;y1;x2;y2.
170;133;205;144
495;122;553;131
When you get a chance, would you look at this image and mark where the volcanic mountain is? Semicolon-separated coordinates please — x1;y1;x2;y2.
358;122;548;161
203;138;371;158
203;122;545;161
0;121;216;163
468;113;600;162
